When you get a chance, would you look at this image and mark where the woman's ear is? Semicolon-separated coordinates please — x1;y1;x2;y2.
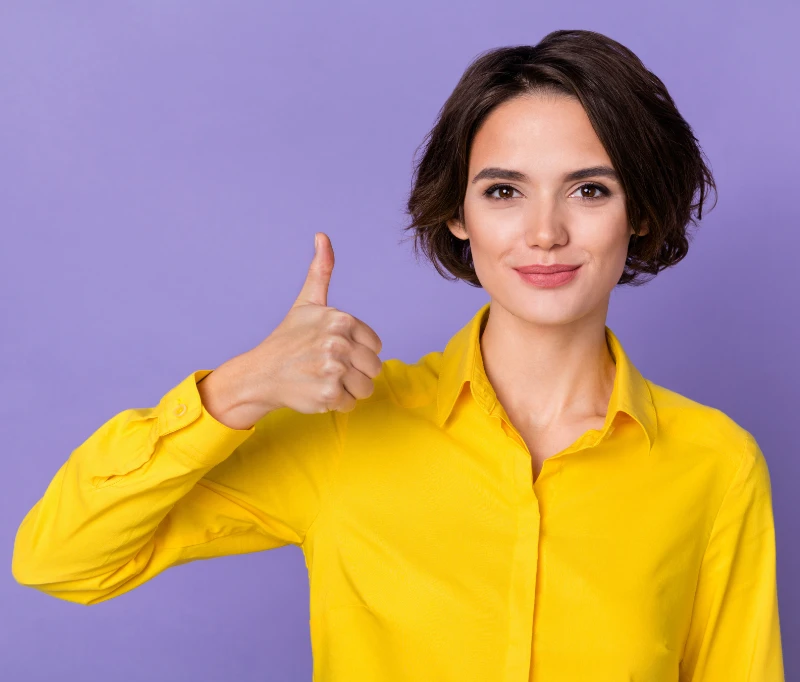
447;217;469;241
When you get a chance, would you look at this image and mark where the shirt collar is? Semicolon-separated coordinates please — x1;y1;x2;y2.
435;301;657;452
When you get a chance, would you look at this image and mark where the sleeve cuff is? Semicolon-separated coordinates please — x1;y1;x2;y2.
155;369;256;468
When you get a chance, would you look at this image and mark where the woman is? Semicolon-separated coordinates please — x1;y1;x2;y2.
12;29;783;681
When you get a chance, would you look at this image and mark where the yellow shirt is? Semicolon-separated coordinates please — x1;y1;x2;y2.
12;301;784;681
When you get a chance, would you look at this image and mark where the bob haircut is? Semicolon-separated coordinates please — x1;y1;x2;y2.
401;29;717;288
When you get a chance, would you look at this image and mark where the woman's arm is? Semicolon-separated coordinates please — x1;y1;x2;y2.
11;368;343;606
679;432;784;681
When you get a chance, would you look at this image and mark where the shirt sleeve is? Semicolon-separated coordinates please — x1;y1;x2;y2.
679;431;785;681
11;369;345;606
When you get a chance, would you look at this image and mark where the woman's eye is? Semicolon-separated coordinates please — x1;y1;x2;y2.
483;184;521;201
571;183;609;201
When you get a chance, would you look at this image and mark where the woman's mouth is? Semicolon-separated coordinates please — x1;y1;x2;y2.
515;265;581;288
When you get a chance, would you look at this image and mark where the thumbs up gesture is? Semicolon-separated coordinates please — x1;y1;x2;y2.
201;233;384;429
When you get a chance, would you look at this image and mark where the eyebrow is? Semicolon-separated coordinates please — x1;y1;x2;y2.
471;165;620;184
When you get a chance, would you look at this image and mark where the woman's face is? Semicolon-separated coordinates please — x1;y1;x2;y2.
447;92;648;326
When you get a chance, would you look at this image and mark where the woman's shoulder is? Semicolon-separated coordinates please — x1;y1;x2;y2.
369;352;442;410
645;378;761;471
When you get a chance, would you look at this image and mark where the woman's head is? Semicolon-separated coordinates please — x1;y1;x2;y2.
402;30;716;324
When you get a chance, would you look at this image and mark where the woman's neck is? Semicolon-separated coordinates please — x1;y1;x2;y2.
479;302;616;429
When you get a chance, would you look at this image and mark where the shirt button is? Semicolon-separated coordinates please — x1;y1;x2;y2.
174;402;187;417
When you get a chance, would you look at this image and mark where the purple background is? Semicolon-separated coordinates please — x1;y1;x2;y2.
3;2;797;680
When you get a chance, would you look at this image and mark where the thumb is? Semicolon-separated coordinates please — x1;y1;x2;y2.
294;232;334;307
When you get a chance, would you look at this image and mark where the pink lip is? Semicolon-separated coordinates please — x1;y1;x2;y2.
516;265;581;288
514;264;581;274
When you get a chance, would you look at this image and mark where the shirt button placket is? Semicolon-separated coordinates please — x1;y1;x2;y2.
500;421;540;681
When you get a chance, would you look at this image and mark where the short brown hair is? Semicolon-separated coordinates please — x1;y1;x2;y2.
400;29;717;288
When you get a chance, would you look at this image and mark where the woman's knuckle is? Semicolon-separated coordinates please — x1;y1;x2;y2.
320;381;343;402
320;357;345;376
328;311;352;331
326;335;351;356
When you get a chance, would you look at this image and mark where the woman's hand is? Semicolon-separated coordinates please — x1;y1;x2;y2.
199;232;384;429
